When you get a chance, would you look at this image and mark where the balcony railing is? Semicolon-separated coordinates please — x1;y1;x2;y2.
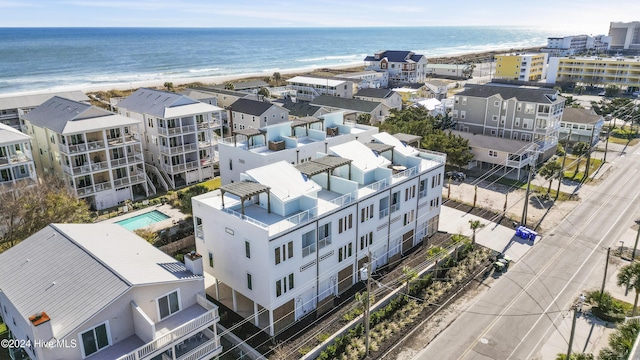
111;155;143;168
162;161;199;174
302;243;316;258
107;135;137;146
158;125;196;136
116;294;219;360
113;174;145;187
160;143;198;155
318;235;332;250
59;140;106;154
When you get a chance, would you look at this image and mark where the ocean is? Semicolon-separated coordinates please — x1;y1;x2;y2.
0;27;560;96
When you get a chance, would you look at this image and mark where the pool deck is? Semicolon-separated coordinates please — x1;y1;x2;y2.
103;204;189;232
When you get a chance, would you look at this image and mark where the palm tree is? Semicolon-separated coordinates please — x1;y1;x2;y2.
468;220;484;245
617;262;640;316
598;319;640;360
272;72;282;86
539;159;563;197
555;353;594;360
401;266;418;295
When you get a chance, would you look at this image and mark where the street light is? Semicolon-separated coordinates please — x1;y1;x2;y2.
633;219;640;260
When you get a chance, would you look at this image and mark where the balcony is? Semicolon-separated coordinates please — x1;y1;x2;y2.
113;174;145;187
107;135;137;147
110;154;143;168
161;161;199;174
114;294;220;360
158;125;196;136
63;160;109;176
160;143;198;155
59;140;106;154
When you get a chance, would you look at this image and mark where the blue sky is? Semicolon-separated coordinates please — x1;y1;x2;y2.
1;0;637;33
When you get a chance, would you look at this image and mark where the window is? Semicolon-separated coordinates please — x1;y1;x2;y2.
390;191;400;213
245;240;251;258
405;185;416;201
419;179;428;198
360;231;373;250
403;210;415;225
208;252;214;268
338;214;353;233
430;197;440;211
80;322;110;357
492;115;498;121
158;290;180;320
462;97;467;105
377;196;389;219
452;110;458;119
338;243;353;262
275;247;281;265
302;230;316;257
318;223;331;249
494;100;500;107
431;174;441;188
276;280;282;297
460;111;466;119
247;273;253;290
361;204;374;222
515;118;520;127
490;129;497;135
288;241;293;259
523;119;533;129
276;273;294;297
289;273;295;290
489;150;498;157
524;104;535;114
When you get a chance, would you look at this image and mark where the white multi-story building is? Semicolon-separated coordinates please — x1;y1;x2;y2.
609;21;640;50
543;34;611;57
0;122;37;193
115;88;224;189
364;50;428;83
335;70;389;89
218;112;379;184
0;223;222;360
192;133;445;336
21;96;149;210
286;76;354;101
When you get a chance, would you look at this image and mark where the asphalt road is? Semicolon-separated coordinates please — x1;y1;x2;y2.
412;143;640;359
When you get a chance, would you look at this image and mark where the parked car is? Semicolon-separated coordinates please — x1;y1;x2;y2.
598;91;606;96
446;171;466;181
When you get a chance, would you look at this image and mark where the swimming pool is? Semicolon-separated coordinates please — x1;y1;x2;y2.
116;210;170;231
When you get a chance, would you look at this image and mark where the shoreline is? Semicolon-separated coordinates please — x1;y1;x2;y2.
0;46;541;98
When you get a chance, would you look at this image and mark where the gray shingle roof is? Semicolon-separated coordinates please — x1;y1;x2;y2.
311;95;381;113
0;223;199;340
281;99;322;117
561;107;602;124
230;98;279;117
355;88;394;99
457;84;563;104
364;50;425;63
116;88;200;118
21;96;113;133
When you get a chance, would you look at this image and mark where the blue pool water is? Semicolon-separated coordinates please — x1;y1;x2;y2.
116;210;170;231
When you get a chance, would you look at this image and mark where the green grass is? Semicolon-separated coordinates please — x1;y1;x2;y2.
559;155;602;182
200;177;221;191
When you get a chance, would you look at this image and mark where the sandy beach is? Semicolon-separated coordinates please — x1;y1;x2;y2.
1;46;541;97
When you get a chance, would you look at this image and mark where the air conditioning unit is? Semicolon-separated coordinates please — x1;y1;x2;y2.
268;140;285;151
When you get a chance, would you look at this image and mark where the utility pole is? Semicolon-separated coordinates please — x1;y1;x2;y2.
364;250;372;357
557;129;571;199
584;126;596;179
633;220;640;260
600;247;611;302
566;308;577;360
521;160;535;227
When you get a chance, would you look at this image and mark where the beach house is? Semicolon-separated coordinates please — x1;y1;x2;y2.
0;223;222;360
0;90;89;131
354;88;402;111
286;76;354;102
192;133;445;336
115;88;224;189
310;95;391;124
21;96;149;210
559;107;604;145
452;84;565;162
0;122;37;193
364;50;428;84
229;98;290;131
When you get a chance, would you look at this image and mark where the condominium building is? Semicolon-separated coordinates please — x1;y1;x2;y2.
115;88;224;189
218;112;379;184
453;84;564;160
0;122;36;193
21;96;149;210
286;76;354;102
0;223;222;360
494;53;548;81
0;90;89;130
609;21;640;50
192;133;445;336
543;34;611;57
547;56;640;89
364;50;428;83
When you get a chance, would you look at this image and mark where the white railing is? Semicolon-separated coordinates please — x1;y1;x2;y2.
145;173;156;195
328;193;353;207
158;125;196;136
145;163;170;191
116;296;219;360
162;161;199;174
195;225;203;239
113;174;144;187
302;243;316;258
94;182;112;192
415;148;447;164
178;337;221;360
379;207;389;219
391;166;416;180
318;235;332;250
221;207;269;229
85;140;106;150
